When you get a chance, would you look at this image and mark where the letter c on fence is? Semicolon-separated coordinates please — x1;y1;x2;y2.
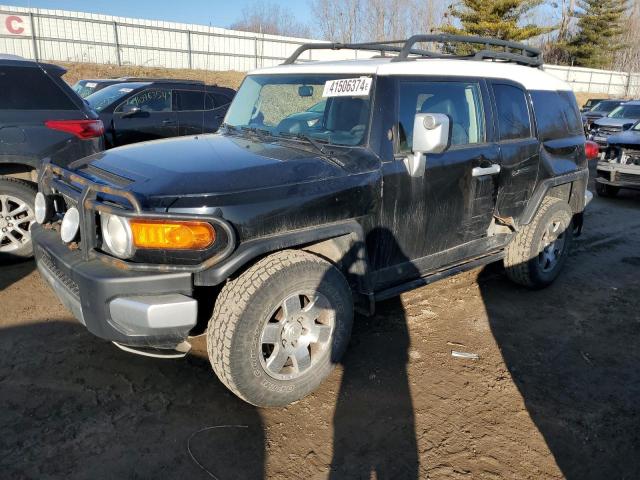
6;16;25;35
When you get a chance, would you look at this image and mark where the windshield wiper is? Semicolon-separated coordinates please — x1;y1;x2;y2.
277;132;345;168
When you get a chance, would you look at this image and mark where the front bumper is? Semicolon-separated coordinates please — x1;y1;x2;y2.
32;224;197;348
596;163;640;191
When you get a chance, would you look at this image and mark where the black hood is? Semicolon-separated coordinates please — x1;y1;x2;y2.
68;133;379;202
593;117;638;129
607;129;640;147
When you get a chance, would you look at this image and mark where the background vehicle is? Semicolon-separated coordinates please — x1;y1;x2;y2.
589;100;640;150
72;77;152;98
581;97;607;112
33;35;592;407
85;80;235;148
582;99;626;131
0;55;104;258
596;120;640;196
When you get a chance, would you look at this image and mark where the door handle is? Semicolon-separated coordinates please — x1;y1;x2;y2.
162;119;176;125
472;164;501;177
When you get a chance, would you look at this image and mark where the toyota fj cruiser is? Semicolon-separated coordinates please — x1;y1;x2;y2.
32;35;593;407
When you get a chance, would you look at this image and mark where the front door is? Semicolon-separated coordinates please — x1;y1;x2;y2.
370;77;501;288
112;88;177;146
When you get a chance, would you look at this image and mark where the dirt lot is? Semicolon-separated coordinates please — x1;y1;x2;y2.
1;169;639;480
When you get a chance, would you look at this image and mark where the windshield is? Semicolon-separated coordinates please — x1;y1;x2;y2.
590;100;620;112
73;81;101;98
633;122;640;131
224;74;373;146
85;83;146;112
608;104;640;119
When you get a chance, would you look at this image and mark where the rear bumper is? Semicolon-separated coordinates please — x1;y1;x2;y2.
32;224;197;348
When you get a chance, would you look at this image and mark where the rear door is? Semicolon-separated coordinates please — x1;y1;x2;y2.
111;88;177;146
489;82;540;220
174;88;206;136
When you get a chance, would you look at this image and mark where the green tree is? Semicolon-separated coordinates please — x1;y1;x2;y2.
441;0;553;48
566;0;628;68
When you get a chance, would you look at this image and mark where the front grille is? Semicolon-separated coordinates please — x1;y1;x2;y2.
617;172;640;185
599;126;622;135
38;248;80;300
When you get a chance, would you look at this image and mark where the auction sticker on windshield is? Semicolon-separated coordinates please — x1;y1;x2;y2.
323;77;372;97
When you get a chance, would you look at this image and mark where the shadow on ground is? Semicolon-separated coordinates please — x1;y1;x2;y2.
0;321;265;480
0;257;35;292
480;257;640;479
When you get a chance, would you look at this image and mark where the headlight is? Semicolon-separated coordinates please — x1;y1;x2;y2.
100;213;133;259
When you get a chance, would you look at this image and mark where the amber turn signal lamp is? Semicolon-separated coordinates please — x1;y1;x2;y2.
130;219;215;250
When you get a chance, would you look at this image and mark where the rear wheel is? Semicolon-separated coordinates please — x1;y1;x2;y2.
207;250;353;407
0;178;37;259
595;182;619;198
504;197;573;289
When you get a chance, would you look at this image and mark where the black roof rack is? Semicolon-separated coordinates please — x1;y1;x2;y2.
283;34;542;68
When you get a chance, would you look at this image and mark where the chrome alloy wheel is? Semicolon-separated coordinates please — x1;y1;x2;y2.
259;291;335;381
538;218;567;272
0;194;34;253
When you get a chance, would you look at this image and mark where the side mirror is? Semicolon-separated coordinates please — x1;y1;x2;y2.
404;113;451;177
121;105;141;117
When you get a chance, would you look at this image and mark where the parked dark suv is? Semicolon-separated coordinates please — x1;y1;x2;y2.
0;55;103;258
581;99;626;131
32;35;593;407
72;77;151;98
589;100;640;151
85;80;235;148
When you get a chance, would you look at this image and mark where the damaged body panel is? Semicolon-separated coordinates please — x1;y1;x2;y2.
597;124;640;193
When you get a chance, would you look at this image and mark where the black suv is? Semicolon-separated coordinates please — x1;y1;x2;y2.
84;80;235;148
0;55;104;258
32;36;593;407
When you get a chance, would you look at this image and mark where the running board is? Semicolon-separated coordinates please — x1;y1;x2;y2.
374;250;504;302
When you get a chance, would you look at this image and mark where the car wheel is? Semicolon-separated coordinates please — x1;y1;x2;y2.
0;177;37;259
595;182;619;198
504;197;573;289
207;249;353;407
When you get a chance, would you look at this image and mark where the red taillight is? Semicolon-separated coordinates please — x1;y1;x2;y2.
585;140;600;160
45;119;104;139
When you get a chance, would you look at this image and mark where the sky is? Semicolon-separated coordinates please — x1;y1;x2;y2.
3;0;313;29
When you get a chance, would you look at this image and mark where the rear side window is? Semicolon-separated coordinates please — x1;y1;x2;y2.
0;67;76;110
492;84;531;141
175;90;206;111
530;90;583;141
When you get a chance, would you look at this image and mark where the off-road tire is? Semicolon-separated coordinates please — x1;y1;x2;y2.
595;181;619;198
206;249;353;407
0;177;37;259
504;197;573;289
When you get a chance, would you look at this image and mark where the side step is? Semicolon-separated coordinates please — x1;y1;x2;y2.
374;250;504;302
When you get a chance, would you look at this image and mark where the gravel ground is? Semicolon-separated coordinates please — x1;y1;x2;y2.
1;168;639;480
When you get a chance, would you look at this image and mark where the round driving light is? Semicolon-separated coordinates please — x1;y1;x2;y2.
34;192;48;224
60;207;80;243
101;213;133;259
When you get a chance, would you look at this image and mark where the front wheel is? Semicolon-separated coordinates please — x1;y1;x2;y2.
504;197;573;289
207;250;353;407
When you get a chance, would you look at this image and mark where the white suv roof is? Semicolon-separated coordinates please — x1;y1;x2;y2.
253;57;571;93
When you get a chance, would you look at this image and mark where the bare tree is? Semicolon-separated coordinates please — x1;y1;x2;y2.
311;0;451;42
230;1;311;38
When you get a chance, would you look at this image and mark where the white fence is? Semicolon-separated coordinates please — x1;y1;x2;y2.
1;4;639;96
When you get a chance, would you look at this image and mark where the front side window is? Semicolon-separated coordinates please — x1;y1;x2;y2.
224;74;372;146
397;80;485;152
116;89;172;113
492;84;532;141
